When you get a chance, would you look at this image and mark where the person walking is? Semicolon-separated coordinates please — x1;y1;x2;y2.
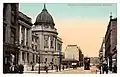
56;65;58;72
62;65;64;70
19;63;24;74
44;66;48;73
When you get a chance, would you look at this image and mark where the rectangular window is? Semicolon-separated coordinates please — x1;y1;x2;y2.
35;45;37;50
21;27;24;45
35;38;38;43
57;43;61;51
32;44;34;50
22;52;25;61
44;35;49;48
3;25;6;42
27;53;29;63
33;54;34;63
26;29;29;45
11;4;16;11
10;28;15;44
36;55;38;63
11;14;15;24
50;36;54;48
45;58;47;62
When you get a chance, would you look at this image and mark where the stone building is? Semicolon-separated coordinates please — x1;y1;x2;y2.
90;57;99;65
99;38;106;67
105;14;117;72
18;11;33;71
32;4;62;70
3;3;19;73
3;3;63;72
31;33;39;64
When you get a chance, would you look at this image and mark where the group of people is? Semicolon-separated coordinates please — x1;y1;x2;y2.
7;62;24;73
5;54;24;74
99;64;117;74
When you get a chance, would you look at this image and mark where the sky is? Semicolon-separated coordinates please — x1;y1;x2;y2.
19;3;117;57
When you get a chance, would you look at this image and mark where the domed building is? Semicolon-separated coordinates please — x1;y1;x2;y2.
32;4;63;70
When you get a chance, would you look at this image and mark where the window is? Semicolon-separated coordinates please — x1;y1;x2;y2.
52;58;54;62
44;24;49;28
50;36;54;48
45;58;47;62
10;28;15;44
51;25;54;29
26;29;29;45
27;53;29;63
32;44;34;49
57;43;61;51
22;52;25;61
21;27;24;44
11;14;15;24
3;25;6;42
35;45;37;50
11;4;16;11
44;35;49;48
36;55;38;63
33;54;34;63
35;38;38;43
32;37;34;42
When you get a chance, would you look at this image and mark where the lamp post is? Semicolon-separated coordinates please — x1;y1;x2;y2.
38;54;40;74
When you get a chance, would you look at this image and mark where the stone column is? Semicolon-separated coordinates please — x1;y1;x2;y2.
28;29;32;47
49;35;51;50
24;28;27;46
25;52;27;64
19;25;22;44
19;50;22;64
34;54;36;63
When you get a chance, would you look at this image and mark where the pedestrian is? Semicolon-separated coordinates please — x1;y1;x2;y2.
113;64;117;73
45;66;48;73
62;65;64;70
106;65;108;74
14;63;19;73
56;65;58;72
19;64;24;74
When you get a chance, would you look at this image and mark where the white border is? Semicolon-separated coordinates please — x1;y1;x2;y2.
0;0;119;77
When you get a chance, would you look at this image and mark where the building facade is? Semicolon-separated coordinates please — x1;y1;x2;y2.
64;45;84;67
105;15;117;72
3;3;62;72
3;3;19;73
32;4;62;70
99;38;106;67
18;11;34;71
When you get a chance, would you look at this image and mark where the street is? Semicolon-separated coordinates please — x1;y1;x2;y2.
25;66;98;74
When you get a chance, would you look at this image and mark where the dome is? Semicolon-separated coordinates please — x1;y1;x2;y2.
34;4;55;25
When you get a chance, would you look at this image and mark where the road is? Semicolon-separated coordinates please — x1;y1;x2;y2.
25;66;98;74
49;66;98;74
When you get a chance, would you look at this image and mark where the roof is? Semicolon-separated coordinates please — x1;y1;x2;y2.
34;4;55;25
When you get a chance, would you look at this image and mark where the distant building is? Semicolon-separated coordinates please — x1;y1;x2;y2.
105;14;117;71
63;45;84;67
90;57;99;65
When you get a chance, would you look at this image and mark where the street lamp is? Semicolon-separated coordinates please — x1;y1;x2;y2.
38;54;40;74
